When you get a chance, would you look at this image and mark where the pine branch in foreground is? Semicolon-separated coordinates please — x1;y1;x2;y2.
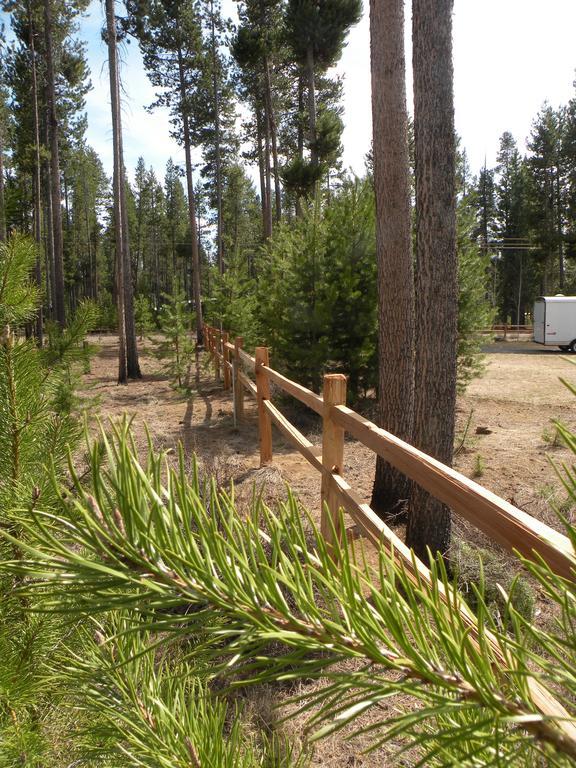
2;421;576;766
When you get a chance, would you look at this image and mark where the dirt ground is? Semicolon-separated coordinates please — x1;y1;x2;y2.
80;334;576;766
84;334;576;533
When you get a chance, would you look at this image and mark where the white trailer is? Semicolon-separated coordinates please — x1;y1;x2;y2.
533;296;576;351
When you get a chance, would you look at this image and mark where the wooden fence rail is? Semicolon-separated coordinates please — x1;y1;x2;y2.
203;324;573;579
203;323;576;732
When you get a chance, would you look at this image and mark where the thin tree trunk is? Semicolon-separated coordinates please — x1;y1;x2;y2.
263;58;281;222
262;86;273;239
0;125;5;242
177;44;204;345
29;10;43;343
106;0;140;381
369;0;414;517
43;125;55;319
209;0;224;274
295;73;305;217
406;0;458;563
256;105;270;239
43;0;65;326
556;167;564;289
306;45;318;168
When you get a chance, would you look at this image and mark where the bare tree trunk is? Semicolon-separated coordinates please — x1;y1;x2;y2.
43;124;55;319
406;0;458;563
263;88;273;238
209;0;224;274
29;10;44;344
295;73;304;217
369;0;414;517
177;44;204;345
556;167;564;289
43;0;65;326
306;45;318;168
106;0;140;382
263;59;281;222
256;105;271;239
0;125;5;242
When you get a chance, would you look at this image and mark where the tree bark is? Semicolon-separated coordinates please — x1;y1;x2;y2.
295;73;305;217
177;44;204;345
263;58;281;222
29;8;44;344
209;0;224;274
262;86;273;237
43;121;55;319
306;44;318;168
369;0;414;517
406;0;458;562
0;121;5;243
256;103;272;240
106;0;140;382
43;0;66;326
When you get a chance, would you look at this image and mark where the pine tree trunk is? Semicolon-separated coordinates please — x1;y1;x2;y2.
263;59;281;222
556;168;564;289
209;0;224;274
30;10;43;344
43;0;66;327
369;0;414;517
43;130;56;318
263;89;273;238
0;122;6;242
406;0;458;562
106;0;140;381
256;104;272;239
177;44;204;345
295;73;304;217
306;45;318;168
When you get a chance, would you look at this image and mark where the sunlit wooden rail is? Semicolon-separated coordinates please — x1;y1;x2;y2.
203;323;573;579
203;322;576;734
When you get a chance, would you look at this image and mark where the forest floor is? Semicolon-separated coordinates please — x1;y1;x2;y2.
80;334;576;766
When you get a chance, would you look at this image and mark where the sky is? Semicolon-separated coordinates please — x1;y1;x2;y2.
3;0;576;184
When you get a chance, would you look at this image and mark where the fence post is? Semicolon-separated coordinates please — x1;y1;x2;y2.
321;374;347;559
214;330;221;381
255;347;272;466
234;336;244;424
222;331;231;390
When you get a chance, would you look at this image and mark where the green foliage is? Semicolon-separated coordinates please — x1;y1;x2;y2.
134;294;155;340
457;201;494;391
208;262;260;350
4;418;576;765
0;238;92;510
152;291;194;389
0;236;97;767
0;234;40;327
260;179;377;400
62;612;301;767
96;293;118;331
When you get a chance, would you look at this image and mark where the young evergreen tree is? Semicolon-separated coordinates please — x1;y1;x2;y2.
152;289;193;389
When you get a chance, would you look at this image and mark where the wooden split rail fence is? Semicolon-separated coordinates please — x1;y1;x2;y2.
203;322;576;739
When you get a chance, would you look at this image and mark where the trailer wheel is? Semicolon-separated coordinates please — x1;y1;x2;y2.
570;340;576;354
